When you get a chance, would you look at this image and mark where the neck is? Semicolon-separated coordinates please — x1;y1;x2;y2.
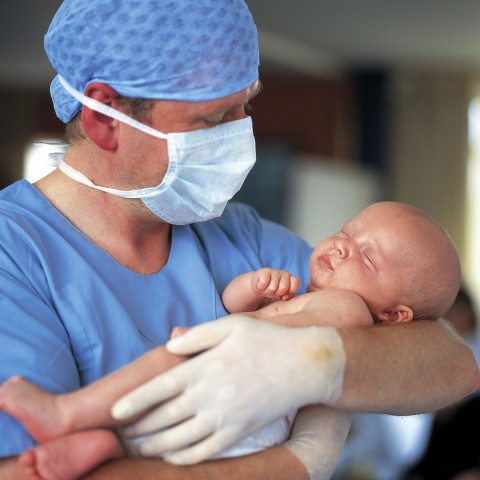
35;168;172;275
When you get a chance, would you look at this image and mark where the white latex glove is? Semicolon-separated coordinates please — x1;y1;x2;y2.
111;314;346;465
284;405;352;480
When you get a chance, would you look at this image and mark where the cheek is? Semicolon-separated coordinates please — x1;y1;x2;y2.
310;240;331;261
139;140;169;183
335;264;366;288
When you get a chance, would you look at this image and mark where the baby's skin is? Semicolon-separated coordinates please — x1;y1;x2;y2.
0;269;373;480
0;345;186;480
0;377;123;479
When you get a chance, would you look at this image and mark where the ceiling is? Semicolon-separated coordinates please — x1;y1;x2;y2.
2;0;480;88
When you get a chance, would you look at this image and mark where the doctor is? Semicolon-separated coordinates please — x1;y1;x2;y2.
0;0;478;479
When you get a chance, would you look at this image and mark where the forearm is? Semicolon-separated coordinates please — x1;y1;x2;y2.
222;272;266;313
111;315;479;466
285;405;352;480
336;319;480;414
0;457;29;480
84;447;308;480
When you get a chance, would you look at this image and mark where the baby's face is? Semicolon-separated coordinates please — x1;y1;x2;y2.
308;203;417;317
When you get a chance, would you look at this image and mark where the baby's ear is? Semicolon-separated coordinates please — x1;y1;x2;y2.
376;305;414;324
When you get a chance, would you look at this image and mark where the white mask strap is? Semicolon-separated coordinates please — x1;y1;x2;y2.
56;159;161;198
58;76;168;140
32;142;162;198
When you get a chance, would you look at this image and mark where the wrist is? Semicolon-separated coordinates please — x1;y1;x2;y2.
297;326;346;405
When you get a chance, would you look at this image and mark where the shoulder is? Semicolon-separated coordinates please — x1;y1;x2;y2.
0;180;48;223
0;180;66;241
307;289;374;327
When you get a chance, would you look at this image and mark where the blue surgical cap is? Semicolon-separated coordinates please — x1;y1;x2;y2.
45;0;260;123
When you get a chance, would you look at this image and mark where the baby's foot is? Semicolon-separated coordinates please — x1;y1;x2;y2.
0;376;66;442
19;429;125;480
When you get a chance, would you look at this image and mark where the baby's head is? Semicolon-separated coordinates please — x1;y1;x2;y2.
308;201;461;323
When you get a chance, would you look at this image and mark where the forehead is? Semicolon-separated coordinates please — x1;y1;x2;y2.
176;80;261;111
149;80;261;123
352;203;420;231
348;204;422;257
201;80;262;110
343;205;390;235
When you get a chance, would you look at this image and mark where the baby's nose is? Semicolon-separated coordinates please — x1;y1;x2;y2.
334;240;350;260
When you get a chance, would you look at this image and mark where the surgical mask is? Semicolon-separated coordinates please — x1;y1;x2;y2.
56;76;256;225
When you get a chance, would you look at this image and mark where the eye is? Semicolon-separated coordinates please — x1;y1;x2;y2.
200;115;223;128
361;251;376;269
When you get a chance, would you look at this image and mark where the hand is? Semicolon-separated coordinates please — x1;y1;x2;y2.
111;315;346;465
251;268;300;301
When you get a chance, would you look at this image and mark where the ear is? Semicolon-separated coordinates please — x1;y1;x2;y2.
81;83;119;151
376;305;414;324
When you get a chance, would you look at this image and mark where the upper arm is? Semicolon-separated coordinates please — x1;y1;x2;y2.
304;289;373;328
222;272;257;313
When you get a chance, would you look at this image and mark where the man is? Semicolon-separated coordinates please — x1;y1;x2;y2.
0;0;478;479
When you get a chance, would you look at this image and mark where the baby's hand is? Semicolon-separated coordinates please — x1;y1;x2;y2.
251;268;300;301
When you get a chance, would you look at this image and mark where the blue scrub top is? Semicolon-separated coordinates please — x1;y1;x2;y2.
0;180;312;456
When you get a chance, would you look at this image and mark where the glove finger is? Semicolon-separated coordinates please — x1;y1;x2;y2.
111;369;186;420
166;316;239;355
121;392;197;437
164;428;241;465
137;415;214;457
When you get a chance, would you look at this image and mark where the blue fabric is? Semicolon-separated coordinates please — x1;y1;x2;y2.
44;0;260;122
0;180;312;456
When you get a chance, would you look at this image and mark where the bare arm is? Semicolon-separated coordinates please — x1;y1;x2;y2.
83;447;308;480
336;318;480;414
222;269;300;313
0;457;29;480
85;407;350;480
108;306;480;465
0;451;307;480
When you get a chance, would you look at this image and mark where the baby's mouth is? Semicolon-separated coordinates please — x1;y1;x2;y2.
318;254;333;271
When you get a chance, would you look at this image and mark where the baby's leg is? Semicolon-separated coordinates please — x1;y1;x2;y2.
19;429;125;480
0;376;66;443
0;346;187;442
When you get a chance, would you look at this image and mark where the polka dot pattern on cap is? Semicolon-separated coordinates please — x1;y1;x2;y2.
45;0;259;122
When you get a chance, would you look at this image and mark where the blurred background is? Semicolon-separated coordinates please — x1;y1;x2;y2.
1;1;480;478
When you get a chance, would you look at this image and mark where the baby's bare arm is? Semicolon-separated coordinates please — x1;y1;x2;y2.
64;288;365;431
222;269;300;314
257;288;373;329
303;289;374;328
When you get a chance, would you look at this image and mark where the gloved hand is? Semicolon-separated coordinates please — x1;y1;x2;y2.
284;405;352;480
111;314;346;465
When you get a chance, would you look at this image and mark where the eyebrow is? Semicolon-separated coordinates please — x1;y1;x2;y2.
193;80;264;121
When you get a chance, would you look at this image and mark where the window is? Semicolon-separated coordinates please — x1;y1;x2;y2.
465;97;480;304
23;139;62;183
